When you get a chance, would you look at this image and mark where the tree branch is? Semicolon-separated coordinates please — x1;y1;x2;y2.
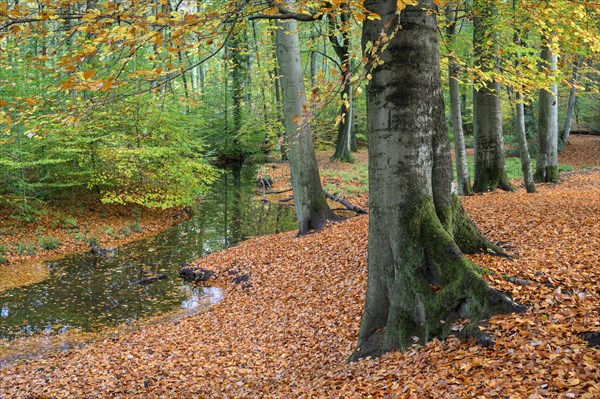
248;13;320;21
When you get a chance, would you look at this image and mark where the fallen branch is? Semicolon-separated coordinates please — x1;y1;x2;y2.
323;191;367;214
261;189;367;214
259;188;293;195
129;274;168;286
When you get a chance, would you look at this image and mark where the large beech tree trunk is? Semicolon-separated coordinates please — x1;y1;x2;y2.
536;38;559;182
353;0;524;360
275;14;338;235
472;0;514;193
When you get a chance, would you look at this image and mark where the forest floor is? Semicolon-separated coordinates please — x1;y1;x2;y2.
1;135;599;398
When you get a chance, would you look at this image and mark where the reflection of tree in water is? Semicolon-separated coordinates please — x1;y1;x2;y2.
231;165;243;244
222;165;294;247
0;166;296;342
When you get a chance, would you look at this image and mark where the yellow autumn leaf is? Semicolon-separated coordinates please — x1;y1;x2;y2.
61;80;75;89
396;0;418;13
83;70;96;80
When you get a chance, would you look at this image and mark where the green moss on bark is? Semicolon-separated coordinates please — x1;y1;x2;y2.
535;165;559;183
353;197;524;356
545;166;559;182
525;182;537;193
473;168;515;193
436;196;505;256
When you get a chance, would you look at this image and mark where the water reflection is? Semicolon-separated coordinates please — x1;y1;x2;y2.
0;166;296;343
181;286;224;310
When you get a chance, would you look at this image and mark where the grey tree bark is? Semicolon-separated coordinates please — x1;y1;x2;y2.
510;9;536;194
536;37;559;182
445;4;472;196
515;92;536;192
275;13;338;235
561;56;581;146
352;0;524;360
472;0;514;193
328;6;355;162
271;26;288;161
223;27;250;164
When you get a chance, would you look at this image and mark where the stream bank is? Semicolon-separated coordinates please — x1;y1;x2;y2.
0;166;297;366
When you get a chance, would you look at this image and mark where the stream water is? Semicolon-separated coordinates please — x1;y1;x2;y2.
0;167;296;364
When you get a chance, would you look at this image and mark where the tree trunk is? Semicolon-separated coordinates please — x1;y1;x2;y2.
251;20;269;125
275;12;338;235
515;92;536;192
472;0;514;193
329;7;355;162
510;2;535;193
332;82;353;162
224;27;250;165
536;38;559;183
561;56;581;146
472;84;514;192
446;5;472;196
350;110;358;152
199;63;206;95
309;46;317;86
271;26;288;161
353;0;524;360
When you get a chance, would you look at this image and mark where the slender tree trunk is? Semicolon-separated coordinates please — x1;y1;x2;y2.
329;7;355;162
350;109;358;152
191;56;199;90
226;28;249;164
275;12;338;235
332;82;353;162
472;0;514;192
510;7;535;193
309;46;317;86
536;37;559;182
251;20;269;125
446;5;472;196
177;52;190;111
272;26;288;161
524;101;535;134
561;56;581;146
353;0;523;360
199;63;206;95
515;92;536;192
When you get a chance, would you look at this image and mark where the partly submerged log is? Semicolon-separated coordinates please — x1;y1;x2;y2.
129;274;168;286
179;266;214;282
90;246;116;257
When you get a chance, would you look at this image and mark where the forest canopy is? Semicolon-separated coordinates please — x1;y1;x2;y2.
1;0;598;214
